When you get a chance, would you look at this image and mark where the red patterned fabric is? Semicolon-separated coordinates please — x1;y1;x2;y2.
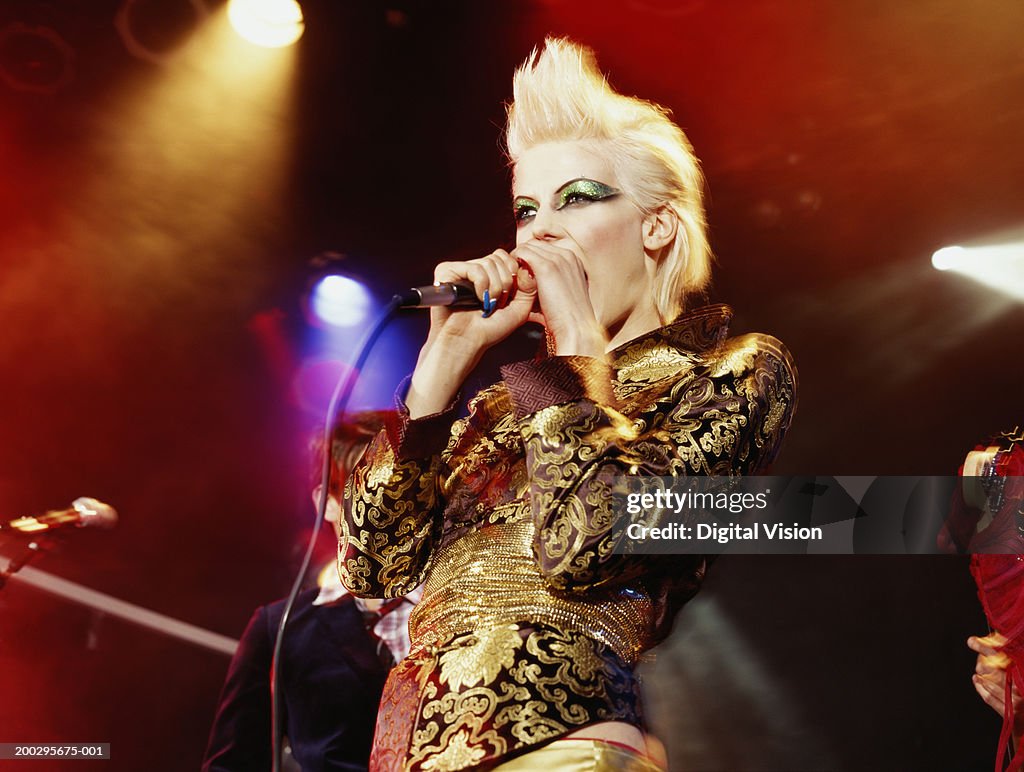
501;356;617;417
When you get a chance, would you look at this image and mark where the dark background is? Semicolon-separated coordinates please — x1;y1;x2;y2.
1;0;1022;769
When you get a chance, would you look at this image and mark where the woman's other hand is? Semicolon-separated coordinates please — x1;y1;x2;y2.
513;237;607;358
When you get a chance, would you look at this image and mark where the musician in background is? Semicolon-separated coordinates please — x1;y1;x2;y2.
203;414;421;772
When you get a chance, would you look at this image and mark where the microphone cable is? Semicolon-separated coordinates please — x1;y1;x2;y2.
269;294;403;772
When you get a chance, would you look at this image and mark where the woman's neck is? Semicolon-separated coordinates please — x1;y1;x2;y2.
604;305;663;353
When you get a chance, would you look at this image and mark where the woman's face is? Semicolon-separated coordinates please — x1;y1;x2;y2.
512;140;660;339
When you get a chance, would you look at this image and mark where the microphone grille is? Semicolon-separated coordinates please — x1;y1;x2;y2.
71;497;119;530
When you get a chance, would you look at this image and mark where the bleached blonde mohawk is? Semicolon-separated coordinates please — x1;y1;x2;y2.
506;38;615;152
505;37;711;322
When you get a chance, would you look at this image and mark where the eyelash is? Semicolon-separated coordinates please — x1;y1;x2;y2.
513;206;537;224
513;192;598;225
561;191;592;207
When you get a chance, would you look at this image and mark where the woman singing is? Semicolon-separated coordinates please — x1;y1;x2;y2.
340;38;798;772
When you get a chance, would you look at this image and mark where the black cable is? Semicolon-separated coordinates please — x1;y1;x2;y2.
269;295;402;772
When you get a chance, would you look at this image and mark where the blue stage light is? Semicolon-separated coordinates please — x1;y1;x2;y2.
310;275;372;328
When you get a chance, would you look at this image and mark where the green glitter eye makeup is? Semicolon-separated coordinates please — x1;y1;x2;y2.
555;178;620;209
512;179;621;226
513;197;539;223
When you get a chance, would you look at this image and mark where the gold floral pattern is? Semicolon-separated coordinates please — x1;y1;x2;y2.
420;731;487;771
438;626;523;691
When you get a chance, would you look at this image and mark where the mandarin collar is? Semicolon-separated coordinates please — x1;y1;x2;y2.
607;304;732;388
539;304;733;386
613;302;731;359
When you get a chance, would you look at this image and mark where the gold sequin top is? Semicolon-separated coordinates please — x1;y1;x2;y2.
340;305;798;772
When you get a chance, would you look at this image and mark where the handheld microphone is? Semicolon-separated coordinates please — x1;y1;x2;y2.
1;497;118;534
394;282;482;309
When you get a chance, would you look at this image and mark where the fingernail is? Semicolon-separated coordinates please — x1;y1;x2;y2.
481;290;496;318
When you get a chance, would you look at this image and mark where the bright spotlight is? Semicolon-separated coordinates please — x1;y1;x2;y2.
310;275;372;328
931;241;1024;301
227;0;304;48
931;245;964;271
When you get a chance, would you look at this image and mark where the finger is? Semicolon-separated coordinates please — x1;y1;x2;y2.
521;239;588;276
976;674;1009;712
504;269;518;308
514;242;586;289
434;260;477;289
521;236;581;260
969;635;1006;656
492;249;520;281
433;259;496;301
515;240;572;270
975;676;1007;716
976;666;1010;694
463;261;495;302
478;254;510;301
976;666;1008;690
490;250;519;307
978;632;1008;644
514;256;538;294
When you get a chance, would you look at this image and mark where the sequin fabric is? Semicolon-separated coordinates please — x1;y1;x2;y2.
340;304;798;771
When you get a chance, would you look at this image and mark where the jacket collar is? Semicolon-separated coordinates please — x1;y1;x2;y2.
612;304;732;386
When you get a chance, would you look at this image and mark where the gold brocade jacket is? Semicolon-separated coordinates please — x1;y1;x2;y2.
340;304;798;772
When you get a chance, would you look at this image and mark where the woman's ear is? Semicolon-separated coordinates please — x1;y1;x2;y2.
642;205;678;253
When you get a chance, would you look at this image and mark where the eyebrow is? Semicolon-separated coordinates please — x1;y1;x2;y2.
555;177;600;197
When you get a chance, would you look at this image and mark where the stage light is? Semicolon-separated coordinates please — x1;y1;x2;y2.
48;0;298;356
931;241;1024;301
931;245;964;271
310;275;373;328
227;0;304;48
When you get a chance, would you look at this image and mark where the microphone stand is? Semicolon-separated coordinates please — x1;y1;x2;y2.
0;536;56;591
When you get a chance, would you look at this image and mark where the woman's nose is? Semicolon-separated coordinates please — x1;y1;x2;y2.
524;207;564;241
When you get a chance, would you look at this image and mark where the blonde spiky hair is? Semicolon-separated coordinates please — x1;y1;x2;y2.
505;37;710;322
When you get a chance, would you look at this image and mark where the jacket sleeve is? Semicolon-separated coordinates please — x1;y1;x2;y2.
338;399;456;598
201;607;273;772
501;334;798;593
